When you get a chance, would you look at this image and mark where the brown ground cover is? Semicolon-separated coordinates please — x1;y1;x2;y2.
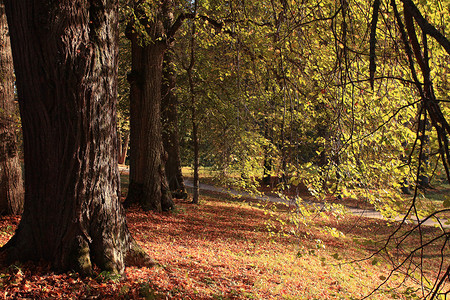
0;193;447;299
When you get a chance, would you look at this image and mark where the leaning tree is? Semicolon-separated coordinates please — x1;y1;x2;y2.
1;0;152;274
0;0;23;215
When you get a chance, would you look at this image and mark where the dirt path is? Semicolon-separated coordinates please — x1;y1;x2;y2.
184;179;448;228
119;165;447;228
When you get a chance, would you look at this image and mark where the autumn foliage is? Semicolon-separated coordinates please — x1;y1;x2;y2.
0;192;445;299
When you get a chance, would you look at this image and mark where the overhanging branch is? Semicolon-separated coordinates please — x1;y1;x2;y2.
400;0;450;55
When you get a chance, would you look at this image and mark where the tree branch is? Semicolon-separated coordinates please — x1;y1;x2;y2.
168;13;242;39
400;0;450;55
369;0;381;89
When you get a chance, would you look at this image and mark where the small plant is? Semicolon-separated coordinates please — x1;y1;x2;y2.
139;282;160;300
0;225;14;236
96;271;121;283
172;206;186;215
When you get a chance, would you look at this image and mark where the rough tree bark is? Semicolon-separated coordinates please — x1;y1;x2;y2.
2;0;153;274
125;0;174;211
0;0;23;215
161;48;187;199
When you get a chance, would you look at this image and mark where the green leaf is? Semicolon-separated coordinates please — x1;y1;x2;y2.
372;258;379;265
443;198;450;208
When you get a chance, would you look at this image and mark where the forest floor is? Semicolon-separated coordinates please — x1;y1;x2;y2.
0;170;448;299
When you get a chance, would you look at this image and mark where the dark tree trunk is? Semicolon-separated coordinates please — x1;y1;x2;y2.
0;0;23;215
418;116;430;188
162;49;187;199
2;0;152;274
189;66;199;204
262;120;272;186
263;157;272;186
191;115;200;204
125;1;174;211
187;1;199;204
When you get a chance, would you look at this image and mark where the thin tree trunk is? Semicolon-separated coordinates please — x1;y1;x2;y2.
189;69;200;204
2;0;152;274
118;131;129;165
418;113;430;188
262;119;272;186
162;49;187;199
0;0;23;215
187;0;199;204
191;113;200;204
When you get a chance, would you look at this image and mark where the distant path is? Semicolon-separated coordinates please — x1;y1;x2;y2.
185;180;448;228
119;165;446;228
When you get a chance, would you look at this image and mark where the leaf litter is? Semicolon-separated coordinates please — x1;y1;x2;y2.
0;195;443;299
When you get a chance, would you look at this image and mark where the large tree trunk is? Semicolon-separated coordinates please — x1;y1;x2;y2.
0;0;23;215
2;0;152;274
124;1;174;211
162;49;187;199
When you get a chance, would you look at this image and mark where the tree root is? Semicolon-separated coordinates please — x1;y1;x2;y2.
125;241;157;268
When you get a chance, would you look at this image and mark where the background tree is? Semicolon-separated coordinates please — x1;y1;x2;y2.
185;0;200;204
118;18;131;165
2;0;152;274
175;0;270;192
171;2;449;295
123;0;176;211
0;0;23;215
161;47;187;199
365;0;450;297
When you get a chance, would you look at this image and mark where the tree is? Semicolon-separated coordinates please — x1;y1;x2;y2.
2;0;152;274
185;0;200;204
117;20;131;166
124;0;175;211
161;48;187;199
0;0;23;215
170;1;449;295
366;1;450;297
